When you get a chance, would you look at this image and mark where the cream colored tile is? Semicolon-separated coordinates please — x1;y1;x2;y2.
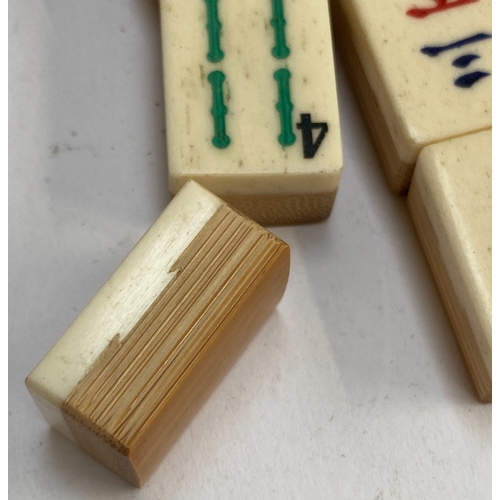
160;0;342;224
408;129;491;401
332;0;491;191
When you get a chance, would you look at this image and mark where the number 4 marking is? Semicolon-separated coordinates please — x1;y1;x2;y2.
296;114;328;159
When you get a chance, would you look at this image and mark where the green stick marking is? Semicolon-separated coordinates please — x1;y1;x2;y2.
208;71;230;149
274;68;295;146
270;0;290;59
204;0;224;63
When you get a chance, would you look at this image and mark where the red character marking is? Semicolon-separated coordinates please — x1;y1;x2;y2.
406;0;479;19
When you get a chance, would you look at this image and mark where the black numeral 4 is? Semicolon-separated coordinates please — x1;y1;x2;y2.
296;113;328;159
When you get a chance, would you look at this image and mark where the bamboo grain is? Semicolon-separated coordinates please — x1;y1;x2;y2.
221;191;338;226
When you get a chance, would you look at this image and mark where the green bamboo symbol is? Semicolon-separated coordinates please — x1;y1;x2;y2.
270;0;290;59
208;71;230;149
204;0;224;63
274;68;295;146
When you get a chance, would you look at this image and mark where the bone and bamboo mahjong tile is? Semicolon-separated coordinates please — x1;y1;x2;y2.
160;0;343;225
330;0;491;193
26;181;290;486
408;130;491;402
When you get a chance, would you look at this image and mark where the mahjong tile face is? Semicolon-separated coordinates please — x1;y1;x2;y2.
160;0;342;198
340;0;491;164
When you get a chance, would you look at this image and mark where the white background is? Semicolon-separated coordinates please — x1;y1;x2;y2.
9;1;491;498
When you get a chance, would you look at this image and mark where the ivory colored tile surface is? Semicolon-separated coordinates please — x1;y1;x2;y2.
408;129;491;401
25;180;290;486
160;0;343;224
331;0;491;192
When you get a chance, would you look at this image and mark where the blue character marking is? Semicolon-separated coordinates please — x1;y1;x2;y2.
421;32;491;88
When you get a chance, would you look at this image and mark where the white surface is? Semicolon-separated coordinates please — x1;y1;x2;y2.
9;1;491;499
